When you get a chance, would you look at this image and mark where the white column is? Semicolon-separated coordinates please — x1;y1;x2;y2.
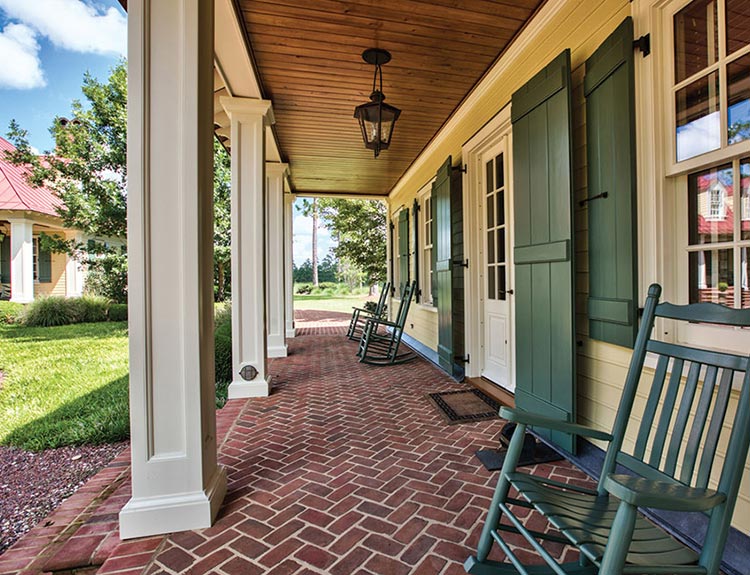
119;0;226;540
221;96;274;398
9;219;34;303
284;193;296;338
266;163;288;357
65;232;85;297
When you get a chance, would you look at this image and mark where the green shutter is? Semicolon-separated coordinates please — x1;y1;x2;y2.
434;157;453;373
450;166;465;380
389;221;395;297
398;208;409;297
512;50;576;453
413;199;421;302
585;17;638;348
38;244;52;283
0;236;9;284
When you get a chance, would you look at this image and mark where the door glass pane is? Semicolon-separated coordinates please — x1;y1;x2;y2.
497;230;505;264
676;72;721;161
486;159;493;195
498;264;506;301
742;158;750;240
727;0;750;55
689;248;734;305
728;53;750;144
488;265;496;301
495;154;504;188
689;162;733;244
497;190;505;226
487;230;495;264
674;0;718;83
487;194;494;228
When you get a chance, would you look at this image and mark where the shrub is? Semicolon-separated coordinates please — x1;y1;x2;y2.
214;305;233;408
23;297;80;327
0;301;25;324
108;303;128;322
318;282;337;291
72;295;110;323
84;252;128;304
296;283;312;295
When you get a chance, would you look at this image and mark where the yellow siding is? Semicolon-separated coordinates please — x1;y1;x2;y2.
386;0;750;533
35;251;67;298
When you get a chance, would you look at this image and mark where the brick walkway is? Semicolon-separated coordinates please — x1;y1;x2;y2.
0;309;592;574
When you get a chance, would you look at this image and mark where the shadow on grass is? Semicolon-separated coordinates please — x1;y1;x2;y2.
0;321;128;344
3;375;130;451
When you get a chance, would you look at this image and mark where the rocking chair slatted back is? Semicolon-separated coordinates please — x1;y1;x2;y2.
357;281;417;366
346;282;391;341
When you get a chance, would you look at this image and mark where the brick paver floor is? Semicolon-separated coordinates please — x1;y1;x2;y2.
1;309;593;574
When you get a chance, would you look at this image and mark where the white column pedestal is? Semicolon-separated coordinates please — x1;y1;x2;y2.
9;219;34;303
284;194;296;338
119;0;225;540
221;96;274;399
266;163;288;358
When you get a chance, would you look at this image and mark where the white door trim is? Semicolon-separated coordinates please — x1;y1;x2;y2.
462;105;514;381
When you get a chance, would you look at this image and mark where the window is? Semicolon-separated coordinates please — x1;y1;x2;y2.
33;237;39;281
419;187;434;306
688;158;750;307
671;0;750;164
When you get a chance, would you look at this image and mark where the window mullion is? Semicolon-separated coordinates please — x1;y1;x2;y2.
734;159;741;307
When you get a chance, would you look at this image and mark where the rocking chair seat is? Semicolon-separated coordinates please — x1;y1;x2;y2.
505;472;700;568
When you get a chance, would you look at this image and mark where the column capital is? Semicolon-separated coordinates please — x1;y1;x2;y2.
266;162;289;178
220;96;274;125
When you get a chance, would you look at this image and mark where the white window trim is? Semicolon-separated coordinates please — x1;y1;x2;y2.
417;179;436;309
635;0;750;356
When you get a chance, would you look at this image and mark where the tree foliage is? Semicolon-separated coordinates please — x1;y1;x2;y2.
316;199;387;285
214;140;231;301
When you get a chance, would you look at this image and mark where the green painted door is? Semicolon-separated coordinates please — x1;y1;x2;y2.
433;157;453;373
512;50;576;453
585;18;638;348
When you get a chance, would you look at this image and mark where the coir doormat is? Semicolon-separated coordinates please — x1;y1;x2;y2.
427;389;501;425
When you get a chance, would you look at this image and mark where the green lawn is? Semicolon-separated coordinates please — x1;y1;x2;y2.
294;293;375;314
0;322;130;451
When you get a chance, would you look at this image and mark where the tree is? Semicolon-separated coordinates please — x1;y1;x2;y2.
293;259;314;283
213;140;231;301
299;198;321;286
317;251;338;283
5;61;128;302
316;199;387;285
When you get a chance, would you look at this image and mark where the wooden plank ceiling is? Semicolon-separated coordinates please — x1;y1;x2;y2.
238;0;543;196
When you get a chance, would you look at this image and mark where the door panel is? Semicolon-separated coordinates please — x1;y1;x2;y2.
511;50;576;453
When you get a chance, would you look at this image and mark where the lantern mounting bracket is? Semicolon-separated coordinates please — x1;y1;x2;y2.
362;48;391;67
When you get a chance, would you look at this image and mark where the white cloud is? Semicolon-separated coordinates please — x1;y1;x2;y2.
0;23;45;89
0;0;126;57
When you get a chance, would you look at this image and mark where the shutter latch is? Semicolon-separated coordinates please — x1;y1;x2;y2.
633;34;650;57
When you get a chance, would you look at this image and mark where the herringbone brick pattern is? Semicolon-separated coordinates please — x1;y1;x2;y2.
126;331;589;574
293;309;350;336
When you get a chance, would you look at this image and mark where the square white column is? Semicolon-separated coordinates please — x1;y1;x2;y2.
284;193;296;338
65;232;85;298
9;219;34;303
221;96;275;398
119;0;226;540
267;163;288;357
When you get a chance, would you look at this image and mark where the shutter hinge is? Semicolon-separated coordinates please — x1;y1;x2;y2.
452;164;467;174
633;34;650;57
452;259;469;268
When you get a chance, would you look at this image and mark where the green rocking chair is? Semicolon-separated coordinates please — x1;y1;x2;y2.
346;281;391;341
466;284;750;575
357;281;416;365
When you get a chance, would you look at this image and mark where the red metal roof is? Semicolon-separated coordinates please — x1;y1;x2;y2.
0;136;62;218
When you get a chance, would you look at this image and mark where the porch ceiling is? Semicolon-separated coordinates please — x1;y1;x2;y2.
237;0;544;197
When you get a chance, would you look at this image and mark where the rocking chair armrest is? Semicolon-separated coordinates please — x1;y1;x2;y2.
366;317;399;329
604;474;726;512
499;407;614;443
351;306;377;314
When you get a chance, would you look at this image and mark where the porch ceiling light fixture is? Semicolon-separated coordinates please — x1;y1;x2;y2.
354;48;401;159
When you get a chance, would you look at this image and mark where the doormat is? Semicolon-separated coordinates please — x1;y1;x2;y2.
426;389;501;425
475;423;563;470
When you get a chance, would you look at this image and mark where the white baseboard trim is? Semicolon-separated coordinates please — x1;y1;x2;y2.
118;465;227;540
228;375;271;398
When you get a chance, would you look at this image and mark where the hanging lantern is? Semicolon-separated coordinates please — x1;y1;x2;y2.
354;48;401;159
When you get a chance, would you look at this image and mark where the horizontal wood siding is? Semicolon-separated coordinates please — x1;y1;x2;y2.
35;251;67;298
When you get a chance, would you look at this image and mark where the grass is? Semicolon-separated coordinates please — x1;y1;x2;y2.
294;293;376;314
0;322;130;451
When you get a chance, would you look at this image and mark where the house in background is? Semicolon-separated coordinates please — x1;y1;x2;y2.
0;136;84;302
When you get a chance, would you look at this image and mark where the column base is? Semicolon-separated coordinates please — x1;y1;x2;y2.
268;344;288;358
286;328;296;338
228;375;271;399
10;295;33;304
119;465;227;540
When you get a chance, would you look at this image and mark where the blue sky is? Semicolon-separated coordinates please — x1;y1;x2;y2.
0;0;126;152
293;198;334;267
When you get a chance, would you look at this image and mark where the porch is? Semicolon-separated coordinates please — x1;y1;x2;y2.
0;311;589;575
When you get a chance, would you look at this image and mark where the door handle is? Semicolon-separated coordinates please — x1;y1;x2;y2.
500;289;514;296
